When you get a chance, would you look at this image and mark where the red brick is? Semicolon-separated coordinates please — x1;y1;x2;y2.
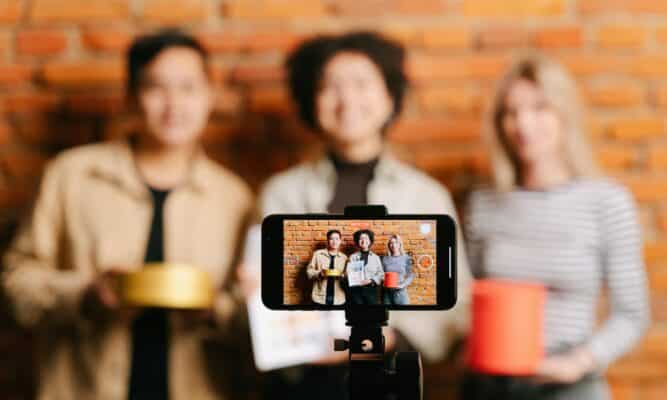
0;120;11;145
230;64;285;84
624;178;667;203
656;26;667;46
42;61;124;87
391;0;449;15
631;55;667;78
2;151;49;181
648;147;667;171
196;31;243;53
597;26;647;48
212;86;242;114
643;381;667;400
141;0;208;23
585;83;644;108
557;54;626;77
422;27;472;50
476;27;527;49
224;0;327;20
655;86;667;109
0;64;32;85
16;29;67;56
413;148;487;174
533;26;583;48
608;117;664;141
390;118;481;143
381;27;420;47
330;0;390;16
0;188;31;209
0;0;23;23
65;93;124;115
30;0;129;22
243;32;303;53
649;266;667;291
418;87;482;114
462;0;565;17
579;0;667;14
4;92;61;113
247;86;292;114
656;211;667;233
408;54;509;81
81;29;132;52
596;146;637;171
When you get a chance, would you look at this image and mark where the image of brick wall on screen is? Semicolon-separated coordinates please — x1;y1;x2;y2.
283;220;436;306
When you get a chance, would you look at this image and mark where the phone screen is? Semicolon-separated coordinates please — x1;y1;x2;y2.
282;219;443;307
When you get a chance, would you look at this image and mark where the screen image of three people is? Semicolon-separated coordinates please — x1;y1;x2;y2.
306;229;416;306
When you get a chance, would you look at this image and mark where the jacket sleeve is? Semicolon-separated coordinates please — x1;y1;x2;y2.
371;256;384;285
2;158;91;328
306;252;321;280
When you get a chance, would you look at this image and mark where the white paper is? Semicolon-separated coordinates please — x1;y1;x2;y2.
346;260;366;287
242;224;350;371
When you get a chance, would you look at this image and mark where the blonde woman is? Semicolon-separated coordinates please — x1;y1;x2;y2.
382;234;414;305
463;52;650;399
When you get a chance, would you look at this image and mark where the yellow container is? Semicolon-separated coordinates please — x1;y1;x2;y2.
324;269;343;277
118;263;214;309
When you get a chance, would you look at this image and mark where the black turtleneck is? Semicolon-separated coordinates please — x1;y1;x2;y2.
327;153;379;213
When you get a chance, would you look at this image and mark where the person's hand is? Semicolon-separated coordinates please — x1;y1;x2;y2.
236;262;260;298
361;279;372;286
81;268;134;320
534;347;595;384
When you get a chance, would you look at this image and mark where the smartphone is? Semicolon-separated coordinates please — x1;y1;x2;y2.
261;213;457;310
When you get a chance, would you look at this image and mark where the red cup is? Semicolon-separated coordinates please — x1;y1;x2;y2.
384;272;399;288
467;279;546;376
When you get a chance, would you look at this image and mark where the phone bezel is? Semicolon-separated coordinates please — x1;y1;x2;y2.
261;213;457;311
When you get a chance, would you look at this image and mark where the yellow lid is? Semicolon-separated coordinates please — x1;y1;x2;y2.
118;263;214;309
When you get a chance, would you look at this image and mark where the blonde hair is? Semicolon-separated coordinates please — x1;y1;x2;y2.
386;234;405;256
484;51;600;191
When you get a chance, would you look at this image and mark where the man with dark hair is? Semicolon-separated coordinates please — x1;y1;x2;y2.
3;28;254;400
306;229;347;305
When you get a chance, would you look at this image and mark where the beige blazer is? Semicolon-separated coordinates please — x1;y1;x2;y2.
3;140;254;400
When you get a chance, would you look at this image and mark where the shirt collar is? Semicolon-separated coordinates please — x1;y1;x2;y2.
90;139;211;199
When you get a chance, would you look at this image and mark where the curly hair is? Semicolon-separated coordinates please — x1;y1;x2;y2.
285;31;407;134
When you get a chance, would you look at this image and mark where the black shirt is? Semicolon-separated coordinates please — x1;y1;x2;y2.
327;153;379;214
128;187;171;400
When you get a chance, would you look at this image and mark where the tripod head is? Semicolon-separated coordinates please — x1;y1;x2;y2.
332;206;423;400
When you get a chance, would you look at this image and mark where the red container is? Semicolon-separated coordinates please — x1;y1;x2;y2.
467;279;546;376
384;272;399;288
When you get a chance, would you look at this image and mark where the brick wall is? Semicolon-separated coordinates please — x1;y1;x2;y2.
283;220;437;305
1;0;667;398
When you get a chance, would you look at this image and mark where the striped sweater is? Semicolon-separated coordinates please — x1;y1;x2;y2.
465;179;650;368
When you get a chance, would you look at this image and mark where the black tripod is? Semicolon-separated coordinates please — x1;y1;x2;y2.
334;205;423;400
334;308;422;400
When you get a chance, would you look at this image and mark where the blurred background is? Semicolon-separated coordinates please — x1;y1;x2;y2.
0;0;666;399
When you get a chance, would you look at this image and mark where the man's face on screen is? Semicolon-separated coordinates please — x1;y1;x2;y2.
137;47;212;148
327;233;341;251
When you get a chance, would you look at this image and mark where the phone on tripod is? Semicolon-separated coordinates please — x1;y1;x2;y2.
261;208;457;311
260;205;458;400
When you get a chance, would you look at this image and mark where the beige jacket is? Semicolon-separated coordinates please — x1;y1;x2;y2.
258;152;471;362
306;249;347;305
2;140;254;400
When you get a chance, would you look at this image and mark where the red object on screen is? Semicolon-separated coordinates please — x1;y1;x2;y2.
468;279;546;376
384;271;399;288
